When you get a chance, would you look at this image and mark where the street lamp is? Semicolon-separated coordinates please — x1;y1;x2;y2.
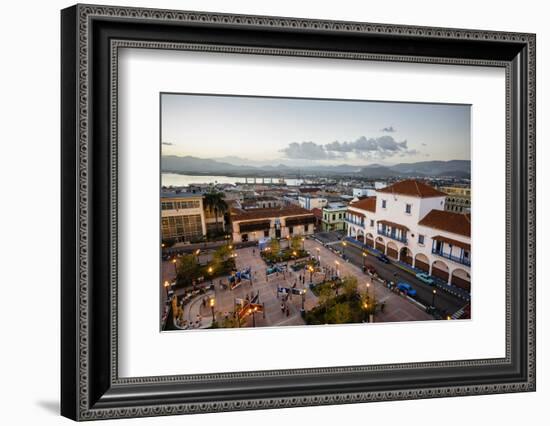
308;265;314;283
163;280;170;297
432;289;437;307
362;251;367;268
342;241;347;257
301;237;305;250
208;266;214;287
172;258;177;275
316;247;320;263
301;288;306;313
209;297;216;321
334;260;340;277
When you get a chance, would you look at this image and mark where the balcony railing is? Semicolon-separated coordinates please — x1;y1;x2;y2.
432;248;471;266
345;217;364;227
377;228;407;243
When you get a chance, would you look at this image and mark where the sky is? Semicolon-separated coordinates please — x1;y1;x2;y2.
161;93;471;166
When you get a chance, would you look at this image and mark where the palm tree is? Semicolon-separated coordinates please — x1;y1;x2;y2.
203;191;228;234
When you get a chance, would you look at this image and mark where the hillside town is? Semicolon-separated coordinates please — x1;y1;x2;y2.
160;175;471;330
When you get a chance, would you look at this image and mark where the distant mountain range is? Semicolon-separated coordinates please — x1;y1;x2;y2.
161;155;470;179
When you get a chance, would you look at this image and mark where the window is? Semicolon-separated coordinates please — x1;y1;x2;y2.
332;214;336;221
304;224;309;233
289;226;294;235
370;219;374;227
418;234;425;245
382;200;387;209
264;230;269;237
405;203;412;214
338;213;342;219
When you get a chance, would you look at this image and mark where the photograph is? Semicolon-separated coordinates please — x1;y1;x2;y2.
159;93;472;331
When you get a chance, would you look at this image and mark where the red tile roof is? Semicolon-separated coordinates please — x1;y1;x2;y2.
311;208;323;219
350;196;376;212
231;206;314;222
432;235;471;250
377;180;447;198
418;210;471;237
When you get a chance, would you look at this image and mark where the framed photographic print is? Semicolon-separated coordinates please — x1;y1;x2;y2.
61;4;536;421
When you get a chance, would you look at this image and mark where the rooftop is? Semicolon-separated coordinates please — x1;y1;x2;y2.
298;187;321;194
324;202;347;211
377;179;447;198
418;210;471;237
231;206;314;222
161;191;203;199
349;196;377;213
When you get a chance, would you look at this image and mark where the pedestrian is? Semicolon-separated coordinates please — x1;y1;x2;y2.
281;303;285;313
253;248;255;256
286;307;290;317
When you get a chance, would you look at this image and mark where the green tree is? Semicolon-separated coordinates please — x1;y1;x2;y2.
318;284;334;307
342;276;359;299
290;235;303;252
175;254;201;287
269;238;280;254
213;244;231;263
203;191;228;233
326;303;352;324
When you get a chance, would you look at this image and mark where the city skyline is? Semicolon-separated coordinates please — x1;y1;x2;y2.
161;93;471;166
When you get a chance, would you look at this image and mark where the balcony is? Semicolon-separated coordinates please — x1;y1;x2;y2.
432;248;471;266
377;228;407;244
345;217;364;227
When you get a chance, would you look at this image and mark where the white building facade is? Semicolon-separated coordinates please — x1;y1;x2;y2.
298;195;328;210
345;180;471;292
230;207;316;243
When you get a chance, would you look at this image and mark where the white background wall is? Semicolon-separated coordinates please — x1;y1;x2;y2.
0;0;547;424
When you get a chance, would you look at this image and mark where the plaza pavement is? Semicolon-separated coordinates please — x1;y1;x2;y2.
162;238;431;329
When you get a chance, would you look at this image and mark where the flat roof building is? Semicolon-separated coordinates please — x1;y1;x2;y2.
161;192;207;244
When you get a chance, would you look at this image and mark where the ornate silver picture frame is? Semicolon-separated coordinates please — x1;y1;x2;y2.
61;4;535;421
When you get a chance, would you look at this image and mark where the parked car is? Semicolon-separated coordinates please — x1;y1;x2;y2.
376;253;390;263
397;282;417;297
363;264;377;275
416;272;435;285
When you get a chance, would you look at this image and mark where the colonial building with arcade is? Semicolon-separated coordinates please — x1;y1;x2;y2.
346;180;471;292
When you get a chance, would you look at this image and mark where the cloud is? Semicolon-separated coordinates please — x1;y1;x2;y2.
280;135;419;161
280;141;334;160
327;135;409;154
162;142;173;146
381;126;396;133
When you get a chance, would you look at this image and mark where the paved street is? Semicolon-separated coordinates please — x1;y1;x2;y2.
335;240;466;316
